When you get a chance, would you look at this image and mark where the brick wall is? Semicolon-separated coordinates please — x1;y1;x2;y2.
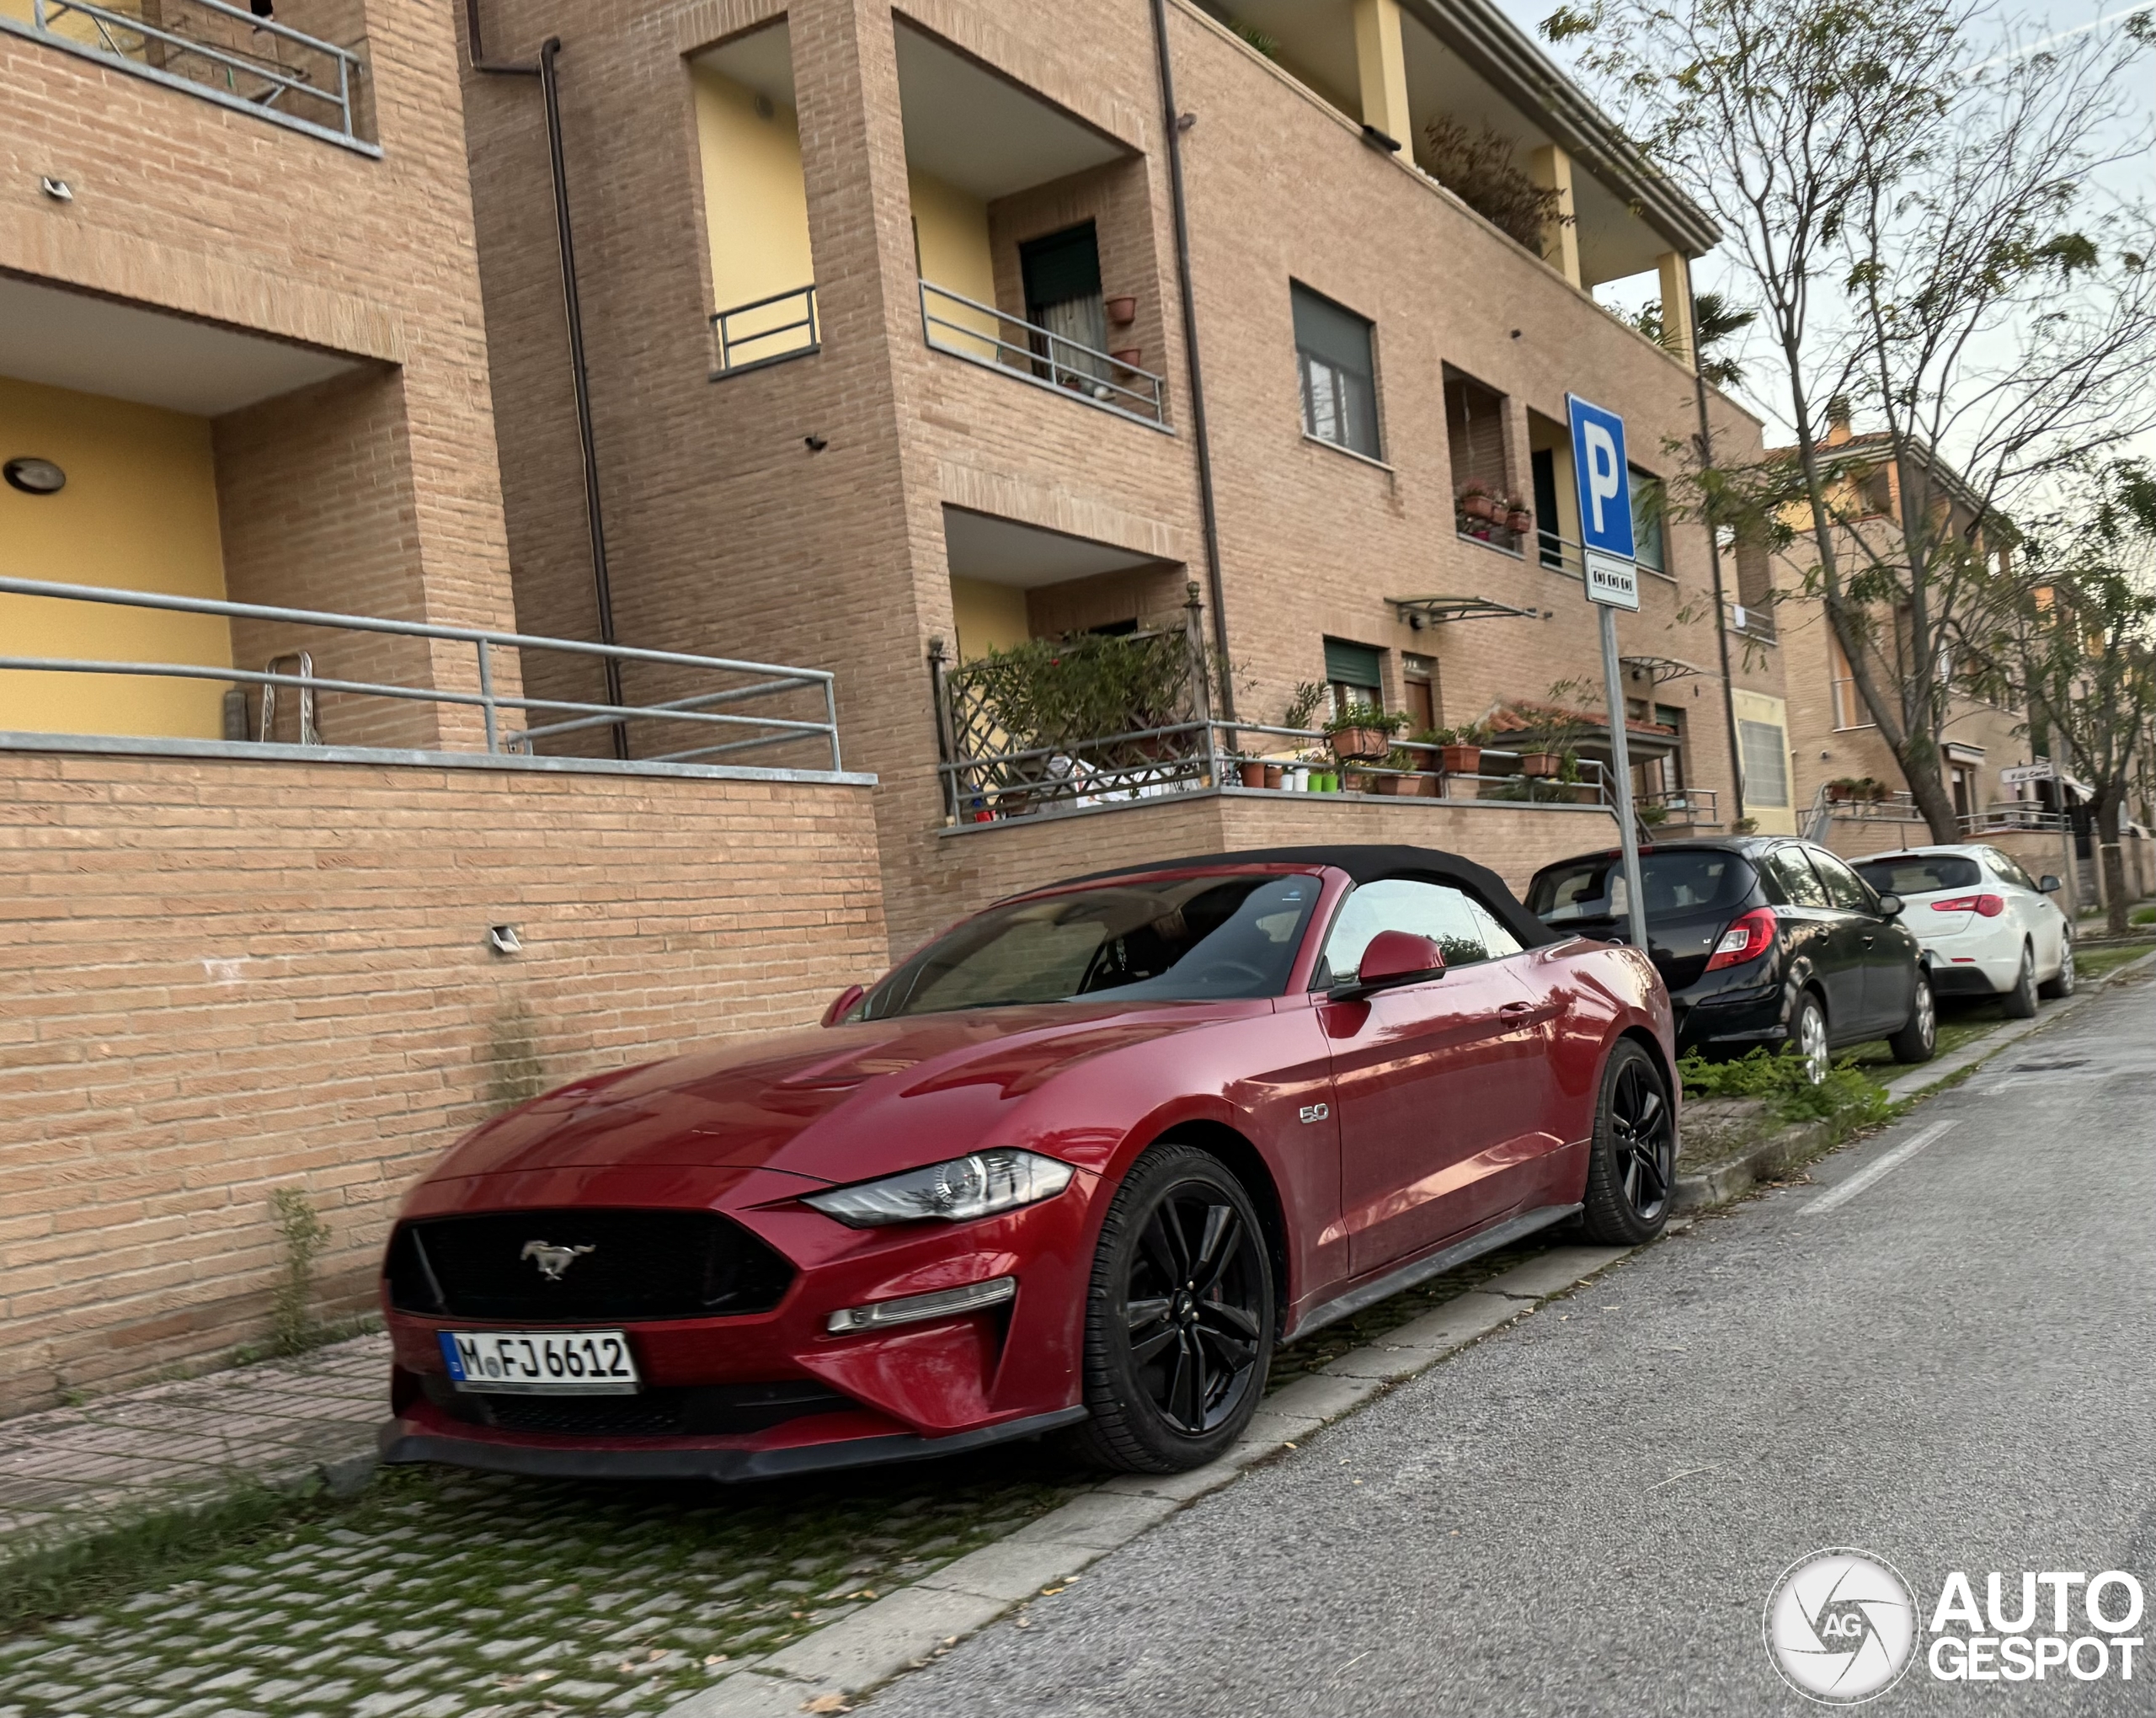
0;749;886;1416
920;788;1622;940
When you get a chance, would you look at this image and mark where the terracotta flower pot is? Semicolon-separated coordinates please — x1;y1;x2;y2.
1520;751;1561;778
1506;509;1534;534
1439;744;1483;776
1460;494;1498;522
1263;763;1285;790
1328;727;1390;762
1373;774;1404;796
1237;760;1267;788
1105;295;1138;325
1111;348;1143;370
1826;783;1853;803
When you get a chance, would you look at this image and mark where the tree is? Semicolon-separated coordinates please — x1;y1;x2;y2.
1630;289;1757;387
1550;0;2156;841
1964;461;2156;932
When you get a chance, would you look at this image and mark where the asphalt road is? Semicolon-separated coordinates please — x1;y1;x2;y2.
869;971;2156;1717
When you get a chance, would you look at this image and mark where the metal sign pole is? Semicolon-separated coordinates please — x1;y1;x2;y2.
1599;603;1649;951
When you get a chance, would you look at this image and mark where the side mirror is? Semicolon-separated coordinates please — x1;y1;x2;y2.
1876;893;1904;917
821;984;865;1027
1337;930;1447;998
2039;874;2063;894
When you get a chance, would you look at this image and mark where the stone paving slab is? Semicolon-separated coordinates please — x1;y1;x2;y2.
0;1333;388;1548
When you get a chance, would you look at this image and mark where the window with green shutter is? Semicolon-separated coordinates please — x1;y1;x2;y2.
1323;638;1384;718
1293;284;1380;458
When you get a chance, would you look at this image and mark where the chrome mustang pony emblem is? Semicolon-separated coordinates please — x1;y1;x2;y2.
520;1240;595;1281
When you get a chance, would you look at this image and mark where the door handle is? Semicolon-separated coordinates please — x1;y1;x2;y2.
1500;1000;1534;1014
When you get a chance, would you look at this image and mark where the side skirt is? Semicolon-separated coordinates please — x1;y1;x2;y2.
1284;1202;1582;1342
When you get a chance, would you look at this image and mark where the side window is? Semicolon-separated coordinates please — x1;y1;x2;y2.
1810;848;1880;913
1319;878;1515;983
1764;846;1828;908
1985;848;2038;891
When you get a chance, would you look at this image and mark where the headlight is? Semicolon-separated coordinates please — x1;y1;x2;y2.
801;1149;1075;1228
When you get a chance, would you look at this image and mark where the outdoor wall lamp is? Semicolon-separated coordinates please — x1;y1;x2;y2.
3;457;66;494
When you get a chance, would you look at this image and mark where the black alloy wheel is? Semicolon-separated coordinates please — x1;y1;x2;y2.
1068;1143;1274;1473
1578;1040;1677;1245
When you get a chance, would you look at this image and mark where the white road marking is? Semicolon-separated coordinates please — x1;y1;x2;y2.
1802;1121;1956;1216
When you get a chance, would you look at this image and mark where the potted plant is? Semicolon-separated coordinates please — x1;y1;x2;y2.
1860;776;1891;803
1520;748;1563;777
1504;496;1534;534
1432;723;1487;776
1105;295;1138;325
1826;776;1860;803
1263;761;1285;789
1639;802;1671;827
1237;756;1267;788
1324;702;1403;763
1456;480;1499;523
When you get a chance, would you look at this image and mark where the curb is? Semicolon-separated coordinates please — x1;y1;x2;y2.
1667;946;2156;1214
660;1244;1647;1717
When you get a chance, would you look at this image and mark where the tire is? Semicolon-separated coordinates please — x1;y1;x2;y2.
1578;1040;1677;1246
1888;968;1939;1062
2039;936;2076;1000
1785;992;1830;1086
1065;1142;1275;1474
2000;944;2038;1019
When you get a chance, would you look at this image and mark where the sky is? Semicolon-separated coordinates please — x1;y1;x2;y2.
1489;0;2156;468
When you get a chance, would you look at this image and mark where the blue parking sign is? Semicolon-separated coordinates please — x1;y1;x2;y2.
1566;393;1635;559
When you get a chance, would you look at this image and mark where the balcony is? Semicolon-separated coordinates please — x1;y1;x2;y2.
3;0;376;152
920;281;1167;429
710;285;820;378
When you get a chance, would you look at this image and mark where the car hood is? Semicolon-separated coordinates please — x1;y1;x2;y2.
426;999;1267;1187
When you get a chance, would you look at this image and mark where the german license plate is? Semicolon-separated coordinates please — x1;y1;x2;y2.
438;1329;640;1395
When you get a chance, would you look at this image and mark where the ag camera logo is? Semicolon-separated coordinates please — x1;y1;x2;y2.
1764;1549;1919;1705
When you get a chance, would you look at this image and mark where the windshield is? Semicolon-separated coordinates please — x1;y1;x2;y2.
1528;851;1757;925
1856;854;1980;895
857;872;1323;1019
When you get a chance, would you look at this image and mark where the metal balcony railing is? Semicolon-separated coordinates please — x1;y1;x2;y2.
919;280;1167;427
1636;787;1720;830
710;285;820;377
1960;803;2068;835
0;575;845;773
5;0;374;152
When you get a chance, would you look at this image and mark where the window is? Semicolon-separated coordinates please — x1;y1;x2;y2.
1763;846;1828;908
1857;854;1981;895
1320;878;1522;982
1828;631;1869;729
1292;284;1380;458
1323;637;1384;718
1020;223;1107;385
1531;446;1565;569
1738;718;1790;808
1733;534;1775;637
1528;851;1755;926
1809;847;1878;913
1445;371;1512;542
1983;848;2039;892
858;872;1322;1017
1630;471;1667;576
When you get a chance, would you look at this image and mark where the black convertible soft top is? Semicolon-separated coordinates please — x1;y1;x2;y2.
1059;844;1560;952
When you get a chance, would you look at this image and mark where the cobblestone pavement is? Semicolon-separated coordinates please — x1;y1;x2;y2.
1;1337;387;1545
0;1236;1577;1718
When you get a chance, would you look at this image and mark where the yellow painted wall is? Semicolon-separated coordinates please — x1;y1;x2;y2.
910;166;1001;360
692;52;816;362
1;0;147;51
0;375;232;739
950;576;1031;663
1732;687;1797;834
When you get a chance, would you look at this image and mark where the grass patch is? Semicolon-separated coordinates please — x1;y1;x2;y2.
1678;1047;1892;1141
0;1478;338;1635
2076;943;2150;982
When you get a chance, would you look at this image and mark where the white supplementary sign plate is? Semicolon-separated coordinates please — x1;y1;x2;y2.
2000;763;2056;786
1584;549;1640;611
438;1328;640;1395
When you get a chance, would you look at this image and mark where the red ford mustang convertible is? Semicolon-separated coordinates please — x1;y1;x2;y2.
378;846;1675;1480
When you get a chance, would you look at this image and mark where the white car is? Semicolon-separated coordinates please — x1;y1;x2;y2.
1853;844;2074;1017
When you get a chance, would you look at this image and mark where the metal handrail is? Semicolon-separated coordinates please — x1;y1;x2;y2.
13;0;371;150
711;285;819;375
919;280;1167;427
0;575;843;771
1636;786;1720;827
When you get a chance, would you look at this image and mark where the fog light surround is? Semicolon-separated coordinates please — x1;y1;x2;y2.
826;1275;1016;1335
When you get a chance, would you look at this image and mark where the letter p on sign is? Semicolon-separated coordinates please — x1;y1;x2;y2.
1566;394;1636;562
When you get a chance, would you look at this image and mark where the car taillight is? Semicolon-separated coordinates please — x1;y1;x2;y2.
1705;907;1778;971
1932;894;2005;917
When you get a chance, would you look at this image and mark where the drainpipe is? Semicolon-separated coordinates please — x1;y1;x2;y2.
1688;275;1744;826
465;1;627;757
1149;0;1234;722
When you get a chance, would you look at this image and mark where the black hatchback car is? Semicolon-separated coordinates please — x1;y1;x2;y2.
1525;837;1935;1080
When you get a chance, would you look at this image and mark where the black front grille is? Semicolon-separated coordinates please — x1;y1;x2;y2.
387;1208;794;1322
421;1374;851;1438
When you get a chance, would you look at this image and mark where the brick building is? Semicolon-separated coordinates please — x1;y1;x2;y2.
0;0;881;1410
458;0;1797;950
